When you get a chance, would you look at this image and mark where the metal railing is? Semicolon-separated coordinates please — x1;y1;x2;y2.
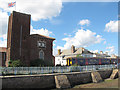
0;64;118;75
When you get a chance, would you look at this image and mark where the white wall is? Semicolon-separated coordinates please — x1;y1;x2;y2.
55;56;67;66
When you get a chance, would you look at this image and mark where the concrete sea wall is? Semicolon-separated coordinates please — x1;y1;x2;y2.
1;69;116;89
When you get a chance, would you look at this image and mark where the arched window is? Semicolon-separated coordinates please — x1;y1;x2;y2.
39;50;44;60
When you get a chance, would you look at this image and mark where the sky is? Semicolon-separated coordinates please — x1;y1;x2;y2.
0;0;119;56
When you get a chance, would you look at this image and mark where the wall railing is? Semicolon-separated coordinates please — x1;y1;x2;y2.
0;64;118;75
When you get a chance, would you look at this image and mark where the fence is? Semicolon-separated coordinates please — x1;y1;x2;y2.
0;64;118;75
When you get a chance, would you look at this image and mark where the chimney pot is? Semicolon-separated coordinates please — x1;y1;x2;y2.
71;45;75;53
58;49;61;55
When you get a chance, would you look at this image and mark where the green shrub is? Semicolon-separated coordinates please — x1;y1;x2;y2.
8;60;23;67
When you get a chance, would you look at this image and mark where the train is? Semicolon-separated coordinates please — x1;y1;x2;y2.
66;57;118;66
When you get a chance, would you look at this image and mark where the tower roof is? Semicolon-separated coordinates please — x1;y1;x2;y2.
30;34;55;40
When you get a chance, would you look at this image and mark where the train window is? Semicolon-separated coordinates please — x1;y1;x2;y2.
90;59;93;62
72;59;75;61
80;60;83;63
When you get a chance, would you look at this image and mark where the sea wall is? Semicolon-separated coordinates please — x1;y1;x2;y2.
1;69;114;89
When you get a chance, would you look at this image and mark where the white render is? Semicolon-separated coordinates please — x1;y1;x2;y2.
55;56;67;66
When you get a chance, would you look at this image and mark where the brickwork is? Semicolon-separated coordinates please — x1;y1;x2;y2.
5;11;55;66
6;11;31;66
0;47;7;66
25;34;55;66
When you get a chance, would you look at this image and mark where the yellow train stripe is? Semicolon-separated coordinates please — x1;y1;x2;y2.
68;59;69;66
70;60;72;65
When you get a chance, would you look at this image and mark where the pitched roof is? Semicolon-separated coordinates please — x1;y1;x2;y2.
30;34;55;40
56;47;93;56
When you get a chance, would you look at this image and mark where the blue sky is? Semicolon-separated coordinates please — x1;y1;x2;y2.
32;2;118;55
0;1;118;56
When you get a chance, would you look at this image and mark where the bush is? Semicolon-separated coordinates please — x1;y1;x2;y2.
8;60;23;67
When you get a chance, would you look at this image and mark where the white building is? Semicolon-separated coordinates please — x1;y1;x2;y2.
55;45;112;66
55;45;93;66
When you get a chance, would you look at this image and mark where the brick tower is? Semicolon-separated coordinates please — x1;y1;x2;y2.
7;11;31;66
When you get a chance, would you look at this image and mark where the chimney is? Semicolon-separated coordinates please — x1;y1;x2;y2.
58;49;61;55
105;51;108;55
71;45;75;53
100;51;103;54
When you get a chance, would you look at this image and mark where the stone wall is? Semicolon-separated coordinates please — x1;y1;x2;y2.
97;69;112;79
66;72;92;87
2;74;56;88
1;69;115;89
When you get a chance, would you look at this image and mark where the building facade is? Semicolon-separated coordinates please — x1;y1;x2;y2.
26;34;55;66
0;47;7;67
7;11;31;66
55;45;93;66
1;11;55;67
55;45;111;66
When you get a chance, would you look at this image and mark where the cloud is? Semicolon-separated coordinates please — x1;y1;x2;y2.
0;34;7;47
53;48;58;56
30;25;53;36
105;20;118;32
53;41;58;56
0;10;8;47
78;19;90;26
0;10;9;36
64;33;72;37
0;0;62;47
103;41;106;44
62;0;119;2
90;50;99;53
0;0;62;21
57;28;104;50
106;46;115;54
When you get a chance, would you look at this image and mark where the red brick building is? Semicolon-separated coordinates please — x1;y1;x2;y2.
1;11;55;67
0;47;7;67
7;11;31;67
26;34;55;66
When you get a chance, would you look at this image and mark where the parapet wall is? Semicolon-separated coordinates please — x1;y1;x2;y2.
98;69;112;79
66;72;92;86
1;69;114;89
2;74;56;88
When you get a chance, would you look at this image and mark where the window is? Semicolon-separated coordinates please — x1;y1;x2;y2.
37;41;46;48
39;50;44;60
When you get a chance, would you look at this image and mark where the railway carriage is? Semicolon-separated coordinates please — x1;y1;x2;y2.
110;58;118;64
66;57;117;66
